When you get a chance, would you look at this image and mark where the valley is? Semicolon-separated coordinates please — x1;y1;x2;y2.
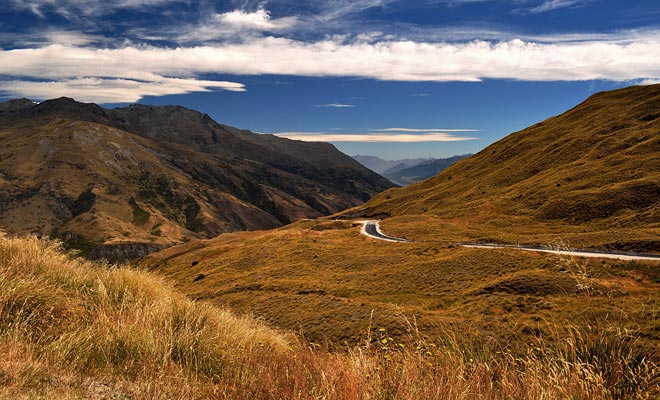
3;84;660;398
138;84;660;345
3;0;660;397
140;216;660;349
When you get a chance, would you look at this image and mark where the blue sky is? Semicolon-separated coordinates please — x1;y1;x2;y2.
1;1;659;159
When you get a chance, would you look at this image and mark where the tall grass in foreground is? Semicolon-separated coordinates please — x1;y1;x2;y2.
1;236;658;399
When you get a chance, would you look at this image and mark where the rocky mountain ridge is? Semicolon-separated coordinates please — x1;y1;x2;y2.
0;97;393;261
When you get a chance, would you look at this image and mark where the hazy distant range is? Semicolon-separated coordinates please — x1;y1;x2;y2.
353;154;472;186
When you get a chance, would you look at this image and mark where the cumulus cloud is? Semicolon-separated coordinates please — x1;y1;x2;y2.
2;31;660;102
175;7;298;42
273;131;478;142
215;8;297;31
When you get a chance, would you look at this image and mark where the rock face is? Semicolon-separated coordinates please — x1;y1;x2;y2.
0;97;394;260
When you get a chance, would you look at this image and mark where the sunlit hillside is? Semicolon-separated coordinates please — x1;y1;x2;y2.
2;234;658;399
344;84;660;252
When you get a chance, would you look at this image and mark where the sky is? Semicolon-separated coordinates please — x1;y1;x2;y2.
1;1;660;159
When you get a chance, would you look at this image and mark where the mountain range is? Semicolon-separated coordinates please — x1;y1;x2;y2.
351;155;432;174
381;154;472;185
0;97;393;261
353;154;472;185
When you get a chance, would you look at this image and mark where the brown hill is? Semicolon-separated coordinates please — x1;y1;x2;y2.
345;84;660;236
0;97;393;261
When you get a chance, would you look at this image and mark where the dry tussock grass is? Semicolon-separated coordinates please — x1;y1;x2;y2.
1;235;658;399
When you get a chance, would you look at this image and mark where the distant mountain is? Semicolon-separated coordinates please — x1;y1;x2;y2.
0;97;393;261
383;154;472;185
381;162;413;175
346;84;660;244
352;155;431;174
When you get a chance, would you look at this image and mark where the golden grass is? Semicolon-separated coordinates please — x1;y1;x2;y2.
0;234;289;398
2;234;659;398
141;220;660;352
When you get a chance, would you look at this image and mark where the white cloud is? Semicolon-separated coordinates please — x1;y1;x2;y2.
215;8;297;31
314;0;393;21
315;103;355;108
8;0;181;18
175;8;298;42
636;79;660;86
45;31;105;46
273;131;477;142
517;0;588;15
3;36;660;82
3;31;660;102
374;128;479;132
0;30;106;48
0;77;244;104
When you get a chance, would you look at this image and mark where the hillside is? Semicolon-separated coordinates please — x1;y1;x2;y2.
141;218;660;350
344;84;660;250
5;236;657;399
384;154;471;185
0;98;393;261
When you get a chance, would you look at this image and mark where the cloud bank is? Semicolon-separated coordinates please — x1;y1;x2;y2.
2;31;660;102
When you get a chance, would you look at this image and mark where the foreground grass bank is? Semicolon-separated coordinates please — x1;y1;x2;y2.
1;235;658;399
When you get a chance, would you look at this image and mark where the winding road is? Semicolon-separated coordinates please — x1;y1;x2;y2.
359;220;410;243
359;220;660;262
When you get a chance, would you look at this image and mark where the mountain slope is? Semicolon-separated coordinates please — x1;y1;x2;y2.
384;154;471;185
0;97;393;260
347;84;660;231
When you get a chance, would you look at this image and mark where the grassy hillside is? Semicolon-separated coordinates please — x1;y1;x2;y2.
141;219;660;354
3;234;658;398
343;84;660;251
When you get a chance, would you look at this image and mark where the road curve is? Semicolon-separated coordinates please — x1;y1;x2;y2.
359;220;660;261
359;220;410;243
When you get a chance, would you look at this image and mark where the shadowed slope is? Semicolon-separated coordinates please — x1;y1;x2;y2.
0;97;393;260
